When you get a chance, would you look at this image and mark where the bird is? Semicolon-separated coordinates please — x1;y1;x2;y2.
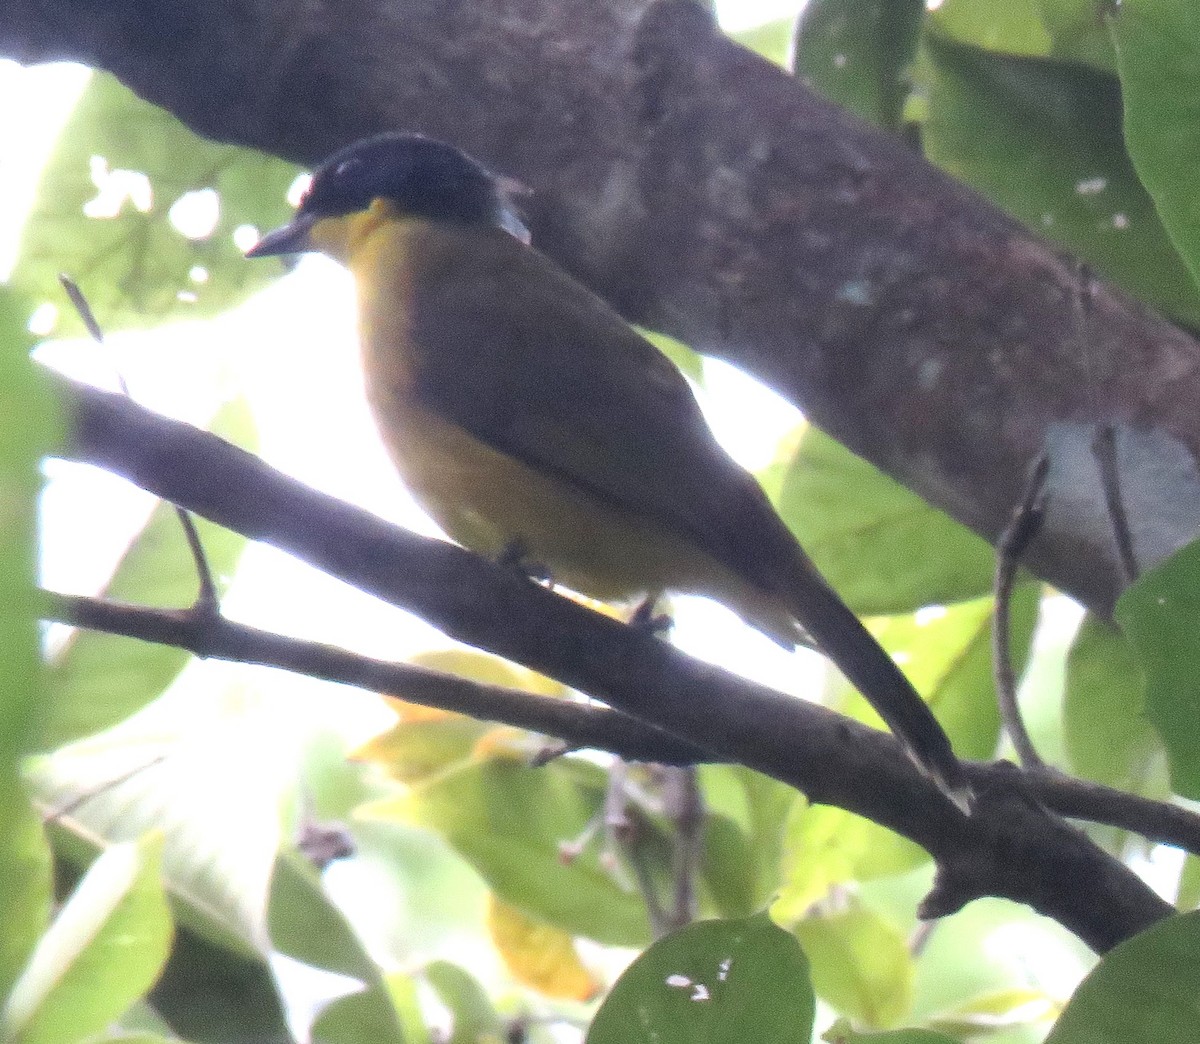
247;132;969;805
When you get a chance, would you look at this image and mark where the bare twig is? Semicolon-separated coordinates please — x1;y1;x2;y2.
1073;264;1140;587
43;753;168;822
663;765;702;932
1092;424;1140;586
993;451;1049;769
1018;765;1200;856
40;589;704;764
43;588;1200;862
604;761;670;937
58;275;219;611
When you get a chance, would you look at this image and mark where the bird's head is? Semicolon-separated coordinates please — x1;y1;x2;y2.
246;133;530;264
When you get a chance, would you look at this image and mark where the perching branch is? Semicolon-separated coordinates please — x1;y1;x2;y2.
49;371;1174;952
43;588;1200;858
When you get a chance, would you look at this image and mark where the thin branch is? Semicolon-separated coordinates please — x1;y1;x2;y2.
1092;424;1141;586
46;587;1200;863
1018;765;1200;856
58;274;219;611
41;590;702;764
1074;264;1141;588
993;451;1049;769
663;765;703;932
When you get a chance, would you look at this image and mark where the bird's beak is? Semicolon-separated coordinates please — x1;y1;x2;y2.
245;212;317;257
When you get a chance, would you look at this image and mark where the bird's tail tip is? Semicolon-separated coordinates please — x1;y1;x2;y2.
915;752;974;814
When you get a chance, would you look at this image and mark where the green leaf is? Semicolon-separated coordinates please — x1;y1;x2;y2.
394;759;652;946
792;0;925;128
921;36;1200;327
698;765;796;913
424;961;505;1044
794;908;914;1028
824;1019;961;1044
700;813;758;919
33;679;295;962
268;849;407;1044
1115;540;1200;798
0;806;53;1002
928;0;1054;59
1039;0;1120;72
643;329;705;385
0;287;58;995
1110;1;1200;292
777;427;998;615
586;913;814;1044
856;587;1039;762
730;17;796;70
145;922;290;1043
927;0;1117;72
41;397;254;749
1063;615;1159;790
1179;856;1200;911
85;1036;180;1044
1045;910;1200;1043
2;834;174;1044
775;800;927;920
386;972;432;1044
11;71;300;338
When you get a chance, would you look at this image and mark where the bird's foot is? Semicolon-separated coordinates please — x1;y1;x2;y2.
496;537;553;586
630;595;673;637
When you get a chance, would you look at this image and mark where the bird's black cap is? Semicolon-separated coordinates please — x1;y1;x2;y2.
248;133;529;257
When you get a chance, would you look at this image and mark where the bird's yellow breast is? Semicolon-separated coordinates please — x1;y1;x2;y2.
337;212;792;629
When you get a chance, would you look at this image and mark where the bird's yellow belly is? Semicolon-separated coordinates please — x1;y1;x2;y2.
366;389;696;602
351;219;797;639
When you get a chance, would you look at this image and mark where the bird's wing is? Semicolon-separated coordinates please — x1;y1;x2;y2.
402;225;790;587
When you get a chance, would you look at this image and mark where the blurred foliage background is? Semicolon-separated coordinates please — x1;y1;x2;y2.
4;1;1200;1042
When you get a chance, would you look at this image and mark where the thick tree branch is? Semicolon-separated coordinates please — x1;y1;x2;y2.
7;0;1200;617
50;372;1173;952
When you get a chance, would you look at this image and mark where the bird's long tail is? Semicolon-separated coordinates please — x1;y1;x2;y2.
777;548;972;809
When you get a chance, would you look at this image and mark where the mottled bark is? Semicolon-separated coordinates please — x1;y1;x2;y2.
6;0;1200;613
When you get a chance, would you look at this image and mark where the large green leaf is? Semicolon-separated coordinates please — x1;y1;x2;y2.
0;287;58;995
697;764;796;913
394;758;653;946
267;850;407;1044
423;961;505;1044
1063;615;1160;790
792;0;925;129
11;72;299;337
921;37;1200;327
1045;910;1200;1043
928;0;1116;71
794;907;914;1028
586;914;814;1044
1115;540;1200;798
824;1022;961;1044
776;427;998;615
852;587;1039;761
730;17;796;70
2;834;174;1044
1110;1;1200;293
775;800;927;921
41;397;254;749
33;681;296;961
